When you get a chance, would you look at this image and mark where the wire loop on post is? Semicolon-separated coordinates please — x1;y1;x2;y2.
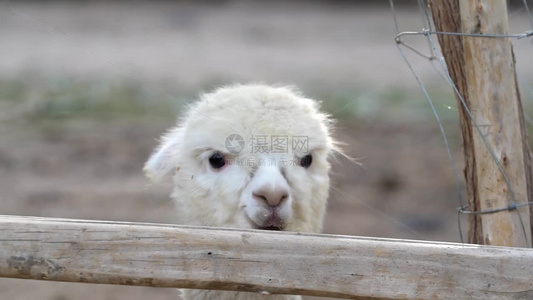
457;202;533;215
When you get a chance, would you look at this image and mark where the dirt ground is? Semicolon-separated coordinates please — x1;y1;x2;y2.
1;1;532;300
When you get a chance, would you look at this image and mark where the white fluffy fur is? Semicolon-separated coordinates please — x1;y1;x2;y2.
145;84;335;300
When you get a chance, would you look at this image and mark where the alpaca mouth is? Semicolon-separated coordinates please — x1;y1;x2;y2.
259;226;282;231
256;213;285;231
244;214;285;231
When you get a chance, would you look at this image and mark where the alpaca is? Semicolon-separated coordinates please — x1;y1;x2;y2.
144;84;335;300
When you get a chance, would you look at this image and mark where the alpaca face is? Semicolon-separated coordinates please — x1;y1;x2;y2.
145;85;334;233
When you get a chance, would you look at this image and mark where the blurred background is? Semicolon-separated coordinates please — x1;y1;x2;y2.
1;1;532;299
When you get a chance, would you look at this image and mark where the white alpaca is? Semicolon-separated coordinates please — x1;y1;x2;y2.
144;84;335;300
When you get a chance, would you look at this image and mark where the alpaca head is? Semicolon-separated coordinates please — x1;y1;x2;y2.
144;85;335;233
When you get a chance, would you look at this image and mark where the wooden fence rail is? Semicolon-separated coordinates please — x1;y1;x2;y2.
1;215;533;299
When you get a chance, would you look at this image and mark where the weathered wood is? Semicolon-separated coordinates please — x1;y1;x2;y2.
430;0;532;247
1;215;533;299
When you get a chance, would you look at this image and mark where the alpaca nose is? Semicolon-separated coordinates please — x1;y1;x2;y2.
253;186;289;207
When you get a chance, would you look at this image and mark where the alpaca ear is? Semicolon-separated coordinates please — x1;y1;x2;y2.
144;127;184;182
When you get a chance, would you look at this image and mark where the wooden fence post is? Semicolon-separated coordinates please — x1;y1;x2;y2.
429;0;532;247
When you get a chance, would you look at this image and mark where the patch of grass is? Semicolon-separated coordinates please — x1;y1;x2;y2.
315;85;459;123
1;78;463;123
0;80;27;102
0;78;191;124
35;79;180;120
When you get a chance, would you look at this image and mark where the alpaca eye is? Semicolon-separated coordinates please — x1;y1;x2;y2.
300;154;312;168
209;152;226;169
